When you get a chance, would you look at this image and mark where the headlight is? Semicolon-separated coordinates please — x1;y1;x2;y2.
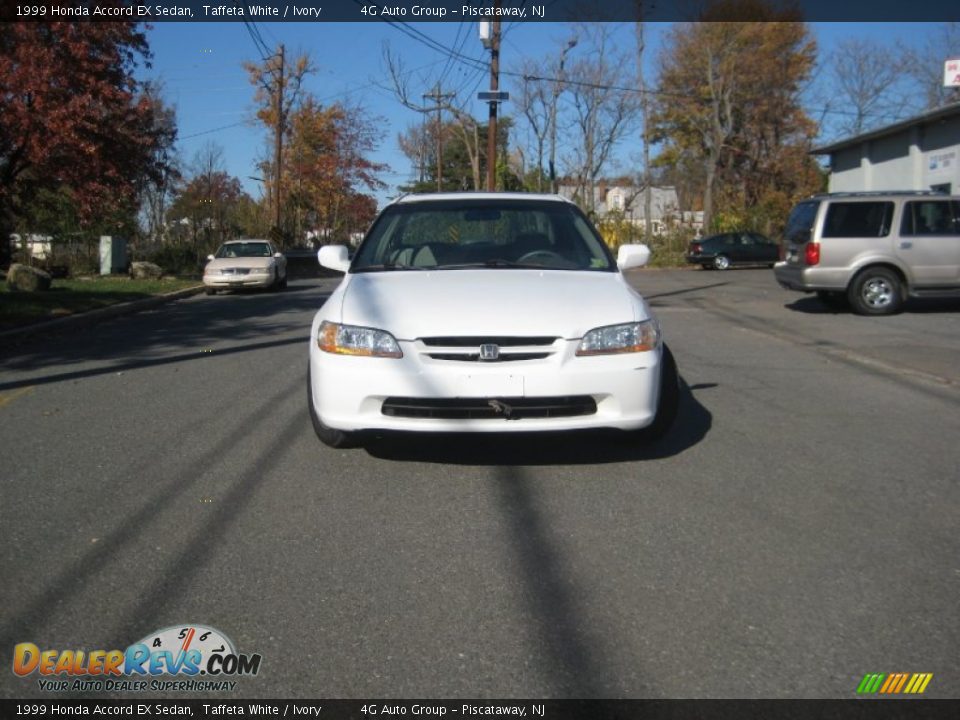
317;321;402;358
250;266;272;275
576;320;660;356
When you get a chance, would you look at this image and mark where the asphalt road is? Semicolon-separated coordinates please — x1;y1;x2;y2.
1;268;957;699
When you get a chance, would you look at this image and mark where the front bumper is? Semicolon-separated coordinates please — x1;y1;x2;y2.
204;271;273;289
309;339;663;433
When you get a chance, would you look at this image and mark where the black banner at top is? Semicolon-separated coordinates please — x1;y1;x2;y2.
2;699;960;720
3;0;960;23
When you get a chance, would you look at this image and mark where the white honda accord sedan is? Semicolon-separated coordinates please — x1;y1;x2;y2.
307;193;678;448
203;239;288;294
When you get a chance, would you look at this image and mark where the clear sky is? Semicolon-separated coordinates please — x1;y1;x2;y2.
139;21;947;206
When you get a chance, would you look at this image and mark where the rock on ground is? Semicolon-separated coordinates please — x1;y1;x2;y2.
129;261;164;280
6;263;52;292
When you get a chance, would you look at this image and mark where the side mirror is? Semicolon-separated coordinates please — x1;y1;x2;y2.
617;244;651;270
318;245;350;273
274;252;283;258
206;254;215;261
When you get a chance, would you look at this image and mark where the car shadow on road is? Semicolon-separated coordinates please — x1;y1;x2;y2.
785;296;960;315
362;378;713;466
0;280;332;373
0;335;307;392
643;281;730;301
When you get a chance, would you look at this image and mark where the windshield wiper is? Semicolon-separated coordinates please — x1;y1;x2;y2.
352;262;426;273
438;259;546;270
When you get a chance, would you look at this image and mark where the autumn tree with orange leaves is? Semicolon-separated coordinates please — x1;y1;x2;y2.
651;1;823;235
286;99;386;243
244;51;384;244
0;20;175;264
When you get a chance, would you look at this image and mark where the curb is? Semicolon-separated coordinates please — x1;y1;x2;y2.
0;285;206;346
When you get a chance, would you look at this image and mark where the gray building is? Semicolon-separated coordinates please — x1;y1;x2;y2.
557;183;697;235
813;102;960;195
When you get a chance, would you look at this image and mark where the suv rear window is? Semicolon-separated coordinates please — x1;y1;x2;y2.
822;202;894;238
785;201;818;244
900;200;960;236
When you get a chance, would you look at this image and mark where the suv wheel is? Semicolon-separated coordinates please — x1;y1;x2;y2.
848;267;903;316
713;255;731;270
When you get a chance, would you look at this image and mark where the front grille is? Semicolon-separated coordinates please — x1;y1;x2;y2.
419;336;560;363
381;396;597;420
427;352;550;362
222;268;250;276
420;336;557;347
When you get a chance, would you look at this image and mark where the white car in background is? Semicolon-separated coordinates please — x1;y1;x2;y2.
203;239;288;294
307;193;679;448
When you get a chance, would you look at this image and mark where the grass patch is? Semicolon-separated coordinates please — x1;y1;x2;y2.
0;276;200;331
645;248;688;269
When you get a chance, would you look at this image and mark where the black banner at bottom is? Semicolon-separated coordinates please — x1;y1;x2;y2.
3;699;960;720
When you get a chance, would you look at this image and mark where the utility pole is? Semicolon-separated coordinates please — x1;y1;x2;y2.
273;44;285;239
485;16;501;191
635;23;652;240
550;38;577;194
423;84;454;191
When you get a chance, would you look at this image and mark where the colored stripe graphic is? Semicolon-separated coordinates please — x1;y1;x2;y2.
857;673;932;694
857;673;885;694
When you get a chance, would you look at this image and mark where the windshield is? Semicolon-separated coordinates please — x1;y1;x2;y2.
351;199;616;272
215;242;272;258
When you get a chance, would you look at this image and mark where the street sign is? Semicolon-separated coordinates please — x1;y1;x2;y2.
945;58;960;88
478;91;510;102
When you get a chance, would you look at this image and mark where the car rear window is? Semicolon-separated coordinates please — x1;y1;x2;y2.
785;201;819;244
822;202;894;238
900;200;960;236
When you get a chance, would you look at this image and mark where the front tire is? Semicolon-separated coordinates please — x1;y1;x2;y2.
713;255;731;270
848;267;903;316
307;365;359;449
633;344;680;444
205;288;216;296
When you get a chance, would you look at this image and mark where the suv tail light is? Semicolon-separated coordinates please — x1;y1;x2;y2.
691;243;702;254
804;242;820;266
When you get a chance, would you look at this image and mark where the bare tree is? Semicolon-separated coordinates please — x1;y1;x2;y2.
635;20;653;239
830;38;907;137
138;81;180;249
516;59;552;191
564;24;640;212
382;45;484;190
898;23;960;111
397;122;431;186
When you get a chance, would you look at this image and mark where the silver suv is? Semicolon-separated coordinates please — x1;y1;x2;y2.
774;191;960;315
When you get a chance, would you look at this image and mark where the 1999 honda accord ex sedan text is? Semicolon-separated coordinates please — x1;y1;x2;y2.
307;193;679;448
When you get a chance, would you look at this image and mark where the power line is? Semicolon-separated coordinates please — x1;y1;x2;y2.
180;122;248;140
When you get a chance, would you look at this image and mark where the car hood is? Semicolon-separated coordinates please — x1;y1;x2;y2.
206;257;274;270
336;269;645;340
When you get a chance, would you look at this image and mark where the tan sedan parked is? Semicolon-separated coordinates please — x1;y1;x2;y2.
203;240;288;295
